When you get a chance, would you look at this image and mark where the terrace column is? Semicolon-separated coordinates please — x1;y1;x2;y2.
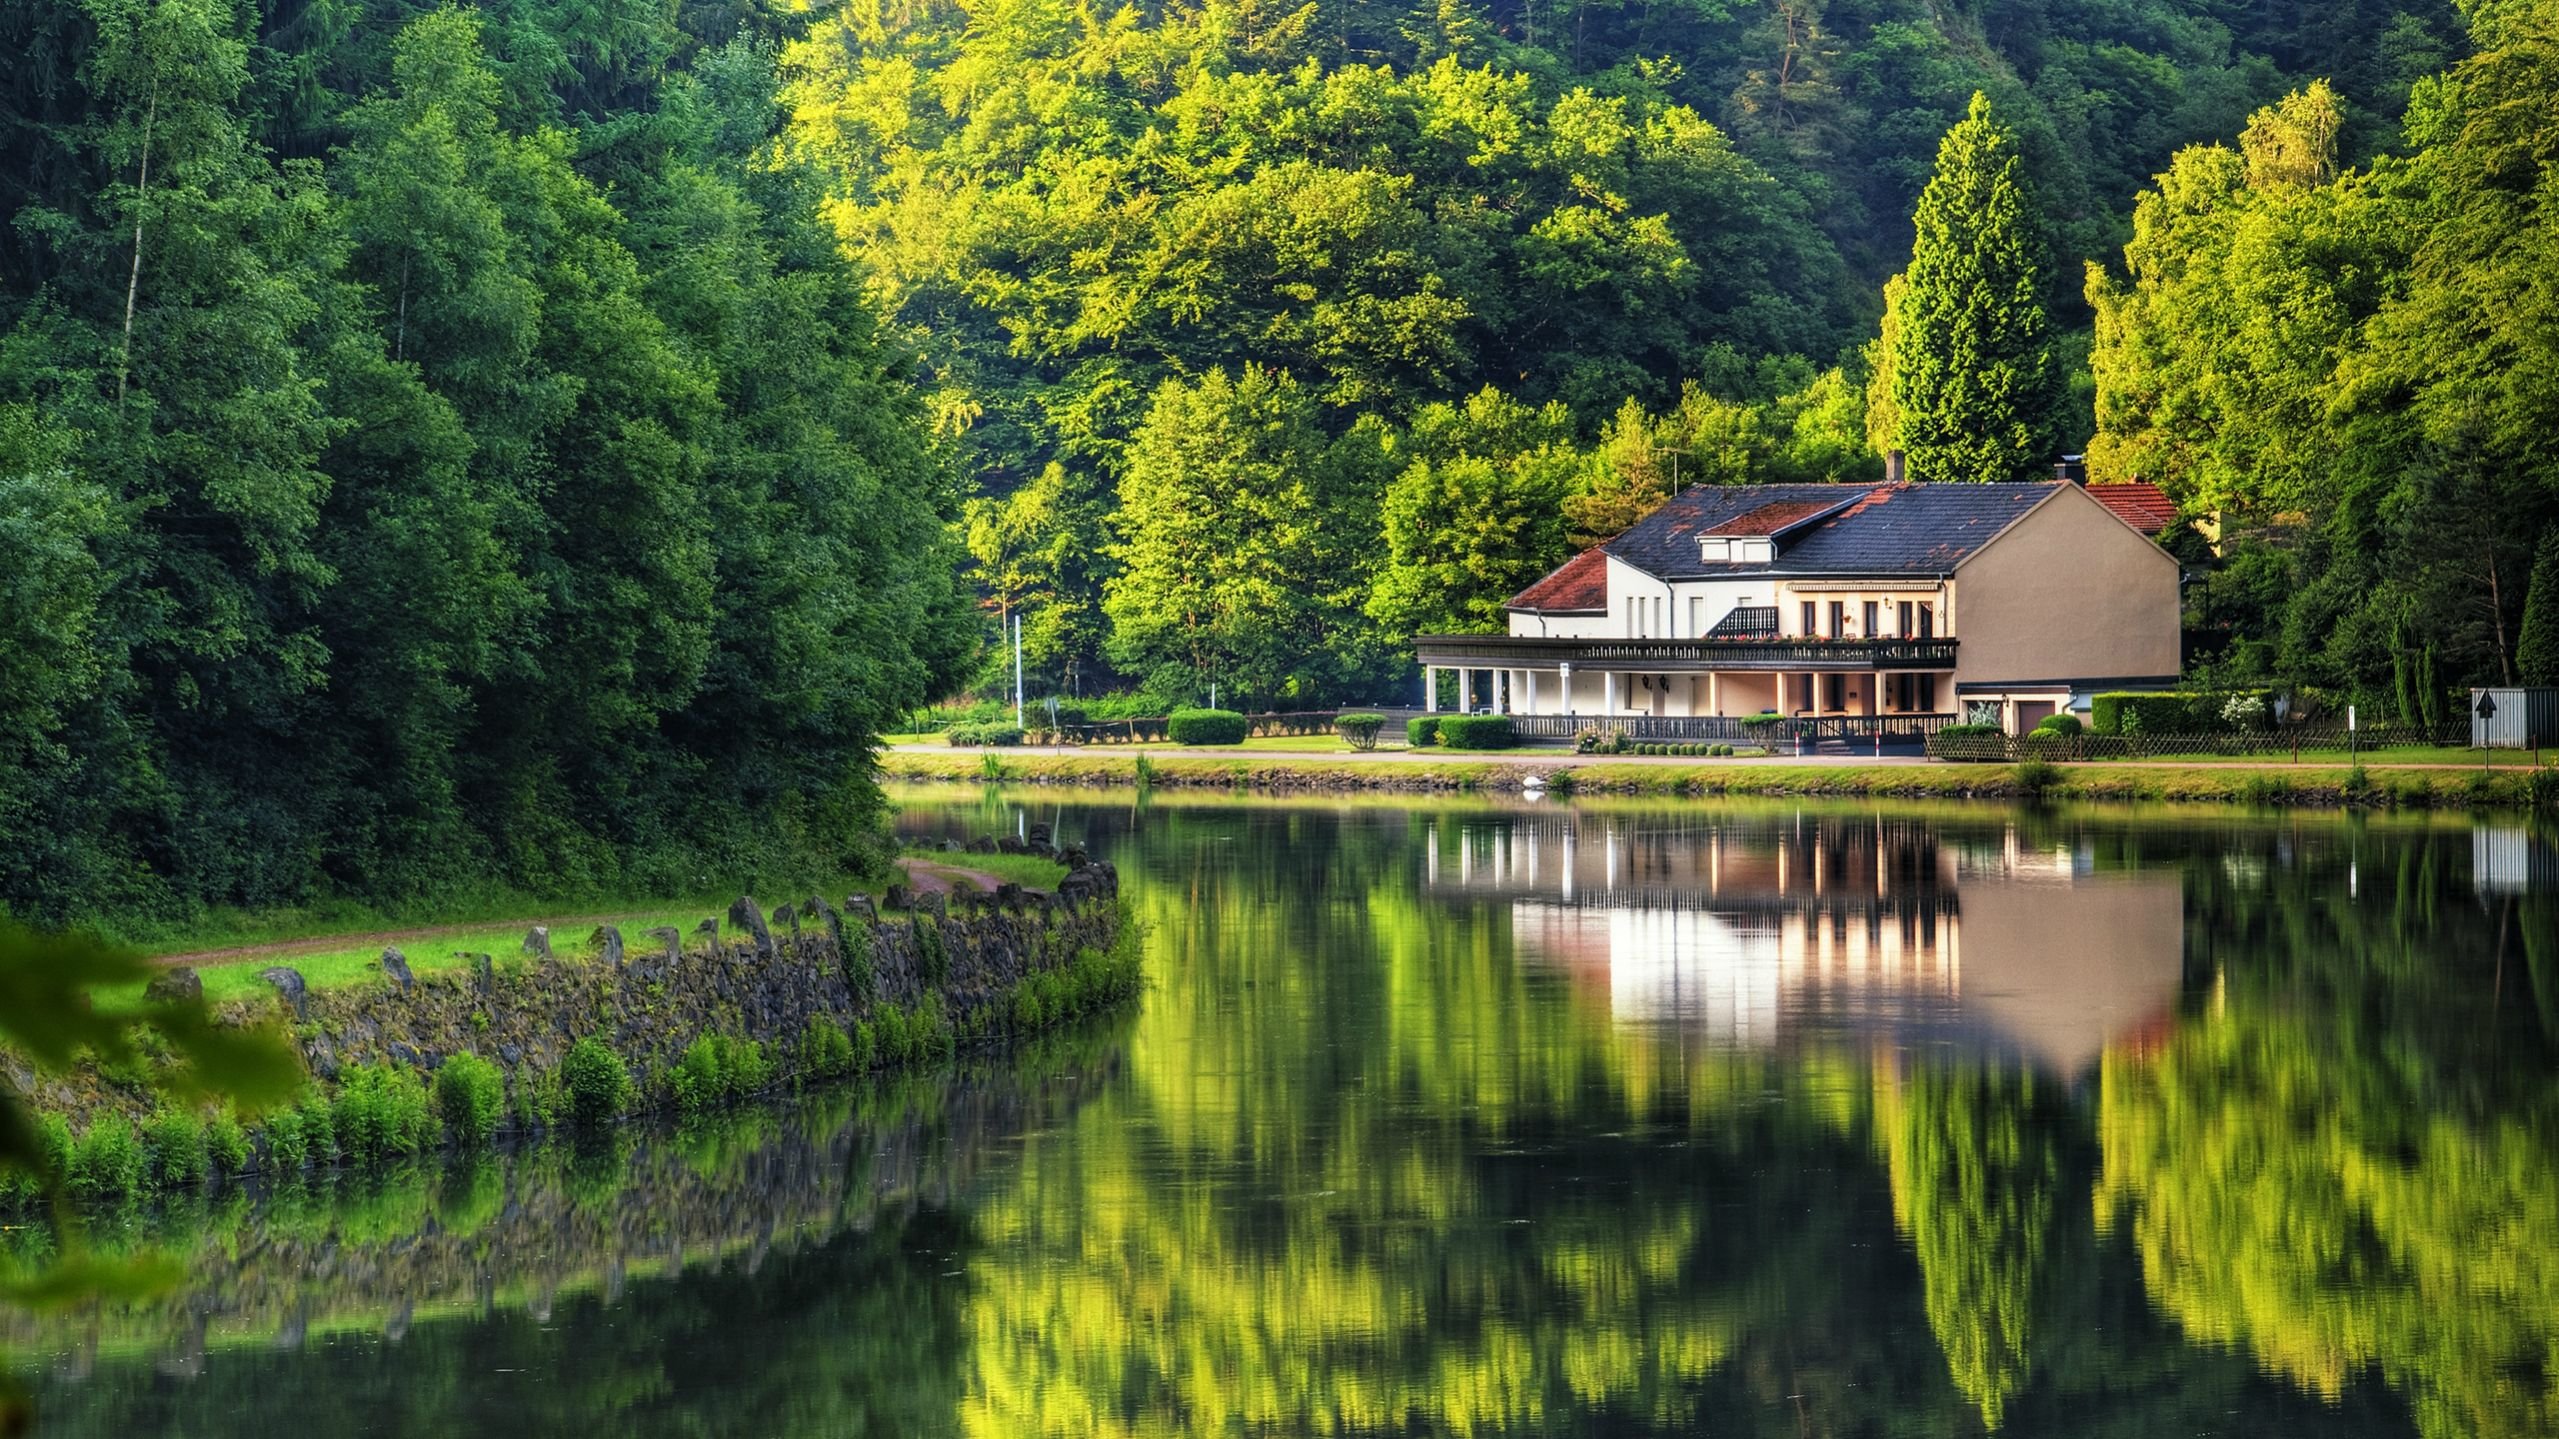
1707;672;1721;717
1604;671;1618;714
1558;663;1574;716
1526;670;1539;713
1425;666;1439;713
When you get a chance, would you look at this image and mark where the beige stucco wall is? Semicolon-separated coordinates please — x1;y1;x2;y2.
1950;485;2180;692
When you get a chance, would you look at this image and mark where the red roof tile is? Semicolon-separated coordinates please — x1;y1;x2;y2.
2087;482;2177;535
1507;546;1610;612
1705;499;1843;536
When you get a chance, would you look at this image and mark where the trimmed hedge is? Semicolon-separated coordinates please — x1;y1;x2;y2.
2033;713;2084;737
1167;708;1248;745
2091;692;2203;735
1407;717;1440;747
1437;715;1516;750
945;723;1024;747
1335;712;1387;750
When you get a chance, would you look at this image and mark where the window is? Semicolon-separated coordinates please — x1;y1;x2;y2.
1689;597;1702;635
1798;675;1815;712
1863;601;1879;637
1824;674;1844;712
1800;601;1816;637
1828;601;1846;639
1655;596;1666;636
1920;675;1938;711
1917;603;1935;639
1897;600;1913;636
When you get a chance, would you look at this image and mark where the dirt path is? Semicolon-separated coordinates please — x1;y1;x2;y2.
893;855;1012;895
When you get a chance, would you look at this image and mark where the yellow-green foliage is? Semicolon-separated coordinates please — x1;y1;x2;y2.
670;1035;773;1116
560;1038;633;1126
436;1054;506;1147
333;1065;437;1166
66;1117;143;1202
141;1110;209;1191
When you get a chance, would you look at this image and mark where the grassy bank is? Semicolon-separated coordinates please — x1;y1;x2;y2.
128;848;1065;1007
883;749;2559;810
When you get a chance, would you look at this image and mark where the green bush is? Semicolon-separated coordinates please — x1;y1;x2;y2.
2092;691;2203;735
670;1034;773;1115
68;1118;144;1202
1739;711;1783;728
2013;760;2063;798
1335;712;1387;750
142;1110;208;1191
945;723;1025;747
438;1054;507;1147
1167;708;1248;745
1407;716;1441;747
801;1017;858;1080
1934;723;2001;738
560;1037;634;1126
2033;713;2084;737
1437;715;1516;750
207;1112;250;1176
916;914;949;985
335;1064;437;1165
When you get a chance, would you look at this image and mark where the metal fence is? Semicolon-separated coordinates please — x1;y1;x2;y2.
1928;722;2470;763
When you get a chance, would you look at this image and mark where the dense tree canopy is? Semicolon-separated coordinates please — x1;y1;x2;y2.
0;1;971;927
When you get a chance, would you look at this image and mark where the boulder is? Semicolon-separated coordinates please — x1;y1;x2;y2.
728;896;775;960
591;925;625;966
773;901;800;943
968;837;998;854
1027;822;1054;848
644;926;682;965
844;893;877;921
465;952;495;992
259;967;309;1018
882;884;913;912
997;882;1026;911
692;917;721;953
144;967;203;1006
1061;846;1092;870
522;926;552;962
378;948;416;992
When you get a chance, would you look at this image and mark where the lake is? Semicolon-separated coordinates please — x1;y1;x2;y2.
15;790;2558;1437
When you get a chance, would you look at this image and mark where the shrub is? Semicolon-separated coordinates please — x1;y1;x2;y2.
1167;708;1248;745
1407;717;1441;747
560;1037;634;1126
945;723;1024;747
1437;715;1515;750
142;1110;208;1191
68;1118;145;1202
1738;711;1783;728
2033;713;2084;737
207;1112;250;1176
1572;724;1627;754
2093;691;2204;735
2531;768;2559;813
2012;760;2062;799
438;1054;507;1147
1335;712;1387;750
2236;773;2295;806
916;915;949;985
801;1017;858;1080
335;1064;437;1165
670;1034;774;1115
1934;723;2001;738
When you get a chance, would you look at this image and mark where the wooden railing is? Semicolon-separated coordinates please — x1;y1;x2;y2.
1506;713;1962;744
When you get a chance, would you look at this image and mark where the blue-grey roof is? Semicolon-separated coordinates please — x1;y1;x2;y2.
1603;482;2064;580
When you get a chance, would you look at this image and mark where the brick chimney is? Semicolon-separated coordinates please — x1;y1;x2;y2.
1885;449;1906;484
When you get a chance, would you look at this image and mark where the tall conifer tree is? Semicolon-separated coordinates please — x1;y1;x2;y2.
1886;92;2058;483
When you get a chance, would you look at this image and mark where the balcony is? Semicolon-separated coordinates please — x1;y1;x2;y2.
1410;633;1958;672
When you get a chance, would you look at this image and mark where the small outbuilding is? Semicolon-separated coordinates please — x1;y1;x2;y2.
2470;687;2559;749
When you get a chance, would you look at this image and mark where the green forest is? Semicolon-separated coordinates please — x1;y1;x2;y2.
6;0;2557;924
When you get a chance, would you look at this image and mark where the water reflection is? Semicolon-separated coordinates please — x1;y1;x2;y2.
20;795;2559;1438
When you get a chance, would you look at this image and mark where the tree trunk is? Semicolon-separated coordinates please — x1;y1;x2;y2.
115;80;158;407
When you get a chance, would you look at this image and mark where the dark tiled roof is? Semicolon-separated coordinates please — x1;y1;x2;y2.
1507;545;1611;611
1603;482;2063;580
1704;498;1846;536
2086;481;2178;535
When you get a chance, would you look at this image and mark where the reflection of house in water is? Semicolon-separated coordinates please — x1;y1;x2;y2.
1427;812;2185;1075
2474;824;2559;897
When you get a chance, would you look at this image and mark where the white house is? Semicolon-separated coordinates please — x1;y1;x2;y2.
1412;480;2182;736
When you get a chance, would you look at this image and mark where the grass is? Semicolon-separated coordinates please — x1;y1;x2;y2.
2073;742;2546;767
887;732;1405;753
132;848;1066;1007
883;749;2559;810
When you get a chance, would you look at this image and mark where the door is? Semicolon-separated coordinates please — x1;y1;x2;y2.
2013;700;2056;734
1651;680;1667;717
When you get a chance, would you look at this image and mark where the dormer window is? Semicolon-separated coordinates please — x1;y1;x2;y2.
1699;536;1774;564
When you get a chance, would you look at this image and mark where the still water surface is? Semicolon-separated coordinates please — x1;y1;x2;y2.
18;791;2559;1437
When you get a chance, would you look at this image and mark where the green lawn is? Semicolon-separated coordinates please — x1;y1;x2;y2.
137;849;1065;1008
2079;743;2547;767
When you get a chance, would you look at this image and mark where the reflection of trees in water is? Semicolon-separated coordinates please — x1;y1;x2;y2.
2098;834;2559;1439
960;806;2441;1436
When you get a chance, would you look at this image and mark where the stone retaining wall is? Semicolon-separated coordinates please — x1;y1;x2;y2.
9;840;1124;1137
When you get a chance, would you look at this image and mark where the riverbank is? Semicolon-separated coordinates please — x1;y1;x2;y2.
882;747;2559;809
3;841;1136;1207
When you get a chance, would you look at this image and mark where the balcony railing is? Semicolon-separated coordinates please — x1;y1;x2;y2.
1412;633;1958;671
